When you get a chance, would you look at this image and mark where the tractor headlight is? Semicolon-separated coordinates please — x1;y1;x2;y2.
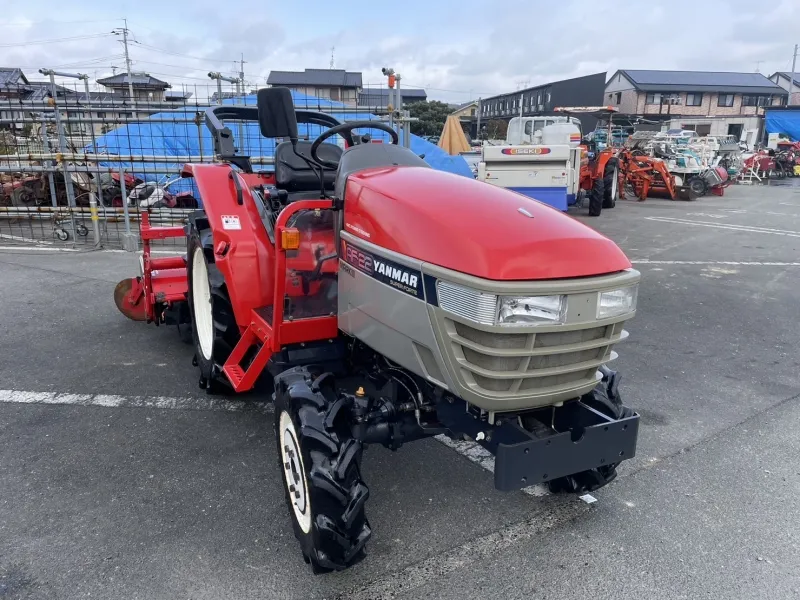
597;286;638;319
498;295;566;325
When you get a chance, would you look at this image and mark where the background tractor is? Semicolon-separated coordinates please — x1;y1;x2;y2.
114;88;641;573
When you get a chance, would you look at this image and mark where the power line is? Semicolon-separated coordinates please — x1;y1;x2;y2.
130;40;236;64
14;55;125;70
139;70;218;82
0;33;114;48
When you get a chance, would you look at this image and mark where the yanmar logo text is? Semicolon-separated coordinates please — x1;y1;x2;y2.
374;259;418;289
501;147;551;155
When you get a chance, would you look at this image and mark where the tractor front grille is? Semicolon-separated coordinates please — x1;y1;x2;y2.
447;320;626;398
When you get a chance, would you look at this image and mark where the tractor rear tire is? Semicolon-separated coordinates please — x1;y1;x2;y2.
588;175;604;217
547;381;633;494
687;176;708;197
602;160;618;209
274;367;371;573
187;212;240;394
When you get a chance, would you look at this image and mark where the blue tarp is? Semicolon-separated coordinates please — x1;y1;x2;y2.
765;109;800;142
87;91;472;203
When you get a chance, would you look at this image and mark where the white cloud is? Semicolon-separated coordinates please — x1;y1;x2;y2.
1;0;797;102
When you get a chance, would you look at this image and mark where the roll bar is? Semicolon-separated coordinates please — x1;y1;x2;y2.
204;105;344;161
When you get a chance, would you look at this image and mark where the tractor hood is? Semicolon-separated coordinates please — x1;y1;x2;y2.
342;166;631;281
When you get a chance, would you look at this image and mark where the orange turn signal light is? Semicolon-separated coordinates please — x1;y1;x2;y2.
281;228;300;250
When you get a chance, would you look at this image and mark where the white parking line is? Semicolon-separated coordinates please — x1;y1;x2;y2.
0;389;263;413
0;233;53;244
0;389;525;493
644;216;800;238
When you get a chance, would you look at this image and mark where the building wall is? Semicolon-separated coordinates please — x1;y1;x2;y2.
277;84;359;106
667;115;761;139
605;72;636;94
622;91;781;117
770;74;800;105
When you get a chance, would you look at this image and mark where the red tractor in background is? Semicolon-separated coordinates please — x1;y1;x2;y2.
555;107;622;216
115;88;641;573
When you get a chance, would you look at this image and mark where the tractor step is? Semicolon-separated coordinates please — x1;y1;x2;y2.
221;308;274;392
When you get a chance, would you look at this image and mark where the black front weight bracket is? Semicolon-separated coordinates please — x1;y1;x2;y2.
437;397;640;492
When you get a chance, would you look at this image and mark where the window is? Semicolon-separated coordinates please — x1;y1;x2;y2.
524;121;532;135
121;112;132;118
772;95;787;106
97;112;106;118
546;92;550;103
718;94;734;107
330;88;340;101
742;95;770;107
686;93;703;106
615;92;621;104
645;93;661;105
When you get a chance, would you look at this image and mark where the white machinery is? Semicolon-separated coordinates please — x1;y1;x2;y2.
478;118;583;211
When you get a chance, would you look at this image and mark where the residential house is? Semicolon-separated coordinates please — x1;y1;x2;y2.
450;100;479;137
1;68;81;132
164;90;193;103
479;72;607;133
606;70;788;138
769;72;800;106
96;72;171;102
357;87;427;108
266;68;362;106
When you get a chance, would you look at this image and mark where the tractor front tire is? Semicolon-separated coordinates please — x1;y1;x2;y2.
274;367;371;573
547;381;633;494
602;159;619;209
187;213;240;393
588;175;604;217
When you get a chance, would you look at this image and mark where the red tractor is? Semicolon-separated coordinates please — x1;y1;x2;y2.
115;88;641;572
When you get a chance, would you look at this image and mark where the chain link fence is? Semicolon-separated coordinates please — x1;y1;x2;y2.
0;78;404;250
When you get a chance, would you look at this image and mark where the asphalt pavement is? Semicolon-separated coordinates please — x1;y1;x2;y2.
1;181;799;599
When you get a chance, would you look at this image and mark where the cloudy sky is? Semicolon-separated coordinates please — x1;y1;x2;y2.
2;0;798;102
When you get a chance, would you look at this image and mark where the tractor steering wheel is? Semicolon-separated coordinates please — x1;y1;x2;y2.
310;121;400;169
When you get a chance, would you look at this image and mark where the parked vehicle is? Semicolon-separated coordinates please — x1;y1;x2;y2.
114;89;641;573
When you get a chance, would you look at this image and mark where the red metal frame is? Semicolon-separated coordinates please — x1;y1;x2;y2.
221;198;339;392
139;210;188;323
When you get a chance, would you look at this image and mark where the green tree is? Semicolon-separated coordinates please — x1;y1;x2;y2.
408;100;453;137
483;119;508;140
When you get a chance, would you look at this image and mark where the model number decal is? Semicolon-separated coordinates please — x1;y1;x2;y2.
343;241;423;299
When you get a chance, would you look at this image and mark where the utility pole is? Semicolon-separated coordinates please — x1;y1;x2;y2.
330;46;335;69
790;44;798;106
476;97;482;140
239;53;246;93
112;20;136;112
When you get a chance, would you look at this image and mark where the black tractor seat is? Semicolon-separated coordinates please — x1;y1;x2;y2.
274;140;342;196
